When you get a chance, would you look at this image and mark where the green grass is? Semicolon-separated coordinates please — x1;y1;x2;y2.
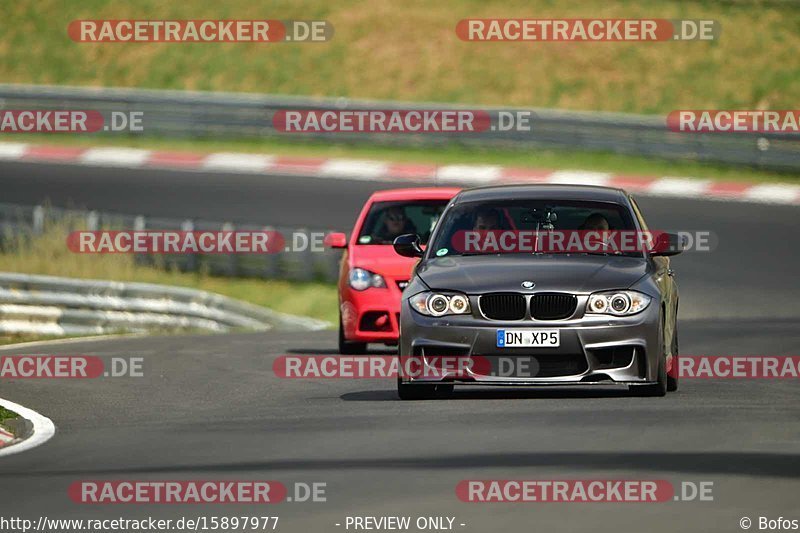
9;132;798;185
1;0;798;115
0;223;339;344
0;406;20;436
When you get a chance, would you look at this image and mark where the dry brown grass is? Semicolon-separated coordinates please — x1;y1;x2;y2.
1;0;797;113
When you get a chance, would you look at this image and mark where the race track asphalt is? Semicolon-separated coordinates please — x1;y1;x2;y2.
0;161;797;532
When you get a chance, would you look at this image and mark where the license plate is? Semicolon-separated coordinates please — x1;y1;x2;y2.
497;329;560;348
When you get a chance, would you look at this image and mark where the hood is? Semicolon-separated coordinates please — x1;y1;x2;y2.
417;254;650;294
349;244;418;280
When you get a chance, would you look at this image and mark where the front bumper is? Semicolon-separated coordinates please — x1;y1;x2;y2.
340;283;404;344
398;297;662;386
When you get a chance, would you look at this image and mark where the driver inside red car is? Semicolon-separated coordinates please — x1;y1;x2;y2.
372;206;418;243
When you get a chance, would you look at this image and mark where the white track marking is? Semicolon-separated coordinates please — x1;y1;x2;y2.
202;153;275;172
436;165;501;184
1;142;797;206
319;159;390;179
647;177;712;197
742;184;800;204
0;142;29;159
0;397;55;457
80;148;151;167
546;170;612;186
0;333;145;352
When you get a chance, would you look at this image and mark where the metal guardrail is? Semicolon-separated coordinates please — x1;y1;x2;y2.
0;202;342;283
0;272;329;336
0;83;798;170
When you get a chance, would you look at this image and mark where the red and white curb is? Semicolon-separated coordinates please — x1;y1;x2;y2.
0;426;14;447
0;397;56;457
1;142;798;205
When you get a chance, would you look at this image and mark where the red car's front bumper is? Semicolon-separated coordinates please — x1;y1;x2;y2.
340;278;406;344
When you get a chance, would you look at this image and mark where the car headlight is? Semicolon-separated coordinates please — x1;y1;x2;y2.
409;291;472;317
586;290;651;316
348;268;387;291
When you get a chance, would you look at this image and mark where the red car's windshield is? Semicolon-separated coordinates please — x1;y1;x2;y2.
357;200;449;245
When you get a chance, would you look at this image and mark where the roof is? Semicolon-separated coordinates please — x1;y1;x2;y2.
453;184;628;204
368;187;461;202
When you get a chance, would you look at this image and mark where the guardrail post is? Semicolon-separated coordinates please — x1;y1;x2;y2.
263;226;280;278
297;228;314;281
182;219;196;272
133;215;147;266
32;205;45;235
86;211;99;231
222;222;237;276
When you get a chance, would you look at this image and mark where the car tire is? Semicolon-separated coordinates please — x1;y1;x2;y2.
667;326;679;392
338;317;367;355
629;312;667;397
397;378;454;400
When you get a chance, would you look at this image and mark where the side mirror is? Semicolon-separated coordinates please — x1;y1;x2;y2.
323;232;347;249
649;232;685;257
393;233;424;258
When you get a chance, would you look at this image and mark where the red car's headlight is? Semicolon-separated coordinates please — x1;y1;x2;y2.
349;268;387;291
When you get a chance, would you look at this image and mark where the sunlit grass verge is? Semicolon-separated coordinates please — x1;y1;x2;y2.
0;222;339;345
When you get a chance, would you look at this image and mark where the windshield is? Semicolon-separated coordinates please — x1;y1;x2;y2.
428;199;640;257
357;200;449;245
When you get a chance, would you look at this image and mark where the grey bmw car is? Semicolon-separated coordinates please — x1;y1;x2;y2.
393;184;682;400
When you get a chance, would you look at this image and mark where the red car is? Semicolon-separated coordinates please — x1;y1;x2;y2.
325;188;460;354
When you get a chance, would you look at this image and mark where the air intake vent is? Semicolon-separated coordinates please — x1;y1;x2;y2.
480;293;526;320
530;293;577;320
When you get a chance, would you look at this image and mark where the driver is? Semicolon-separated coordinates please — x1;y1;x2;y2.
473;207;502;231
374;206;417;243
579;213;610;231
578;212;615;253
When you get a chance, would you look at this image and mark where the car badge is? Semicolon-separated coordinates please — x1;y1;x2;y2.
521;281;535;289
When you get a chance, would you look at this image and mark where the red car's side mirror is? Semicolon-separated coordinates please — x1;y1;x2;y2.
324;232;348;249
